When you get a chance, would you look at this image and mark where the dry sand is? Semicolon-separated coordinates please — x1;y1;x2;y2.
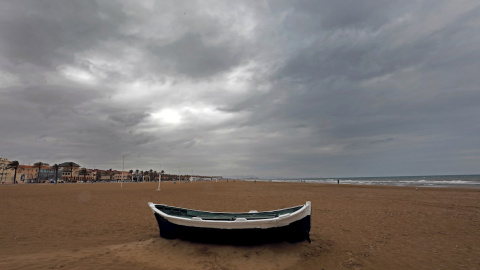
1;181;479;269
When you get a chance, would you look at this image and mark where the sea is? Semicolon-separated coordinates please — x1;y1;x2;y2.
255;175;480;188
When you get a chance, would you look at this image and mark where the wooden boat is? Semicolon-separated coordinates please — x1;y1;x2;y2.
148;201;311;243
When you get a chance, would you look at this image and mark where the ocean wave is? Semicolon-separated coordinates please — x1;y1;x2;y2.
258;175;480;188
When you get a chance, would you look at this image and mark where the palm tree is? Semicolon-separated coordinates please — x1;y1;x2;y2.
79;168;88;182
6;161;19;184
52;164;60;184
33;162;46;183
129;170;133;181
135;169;139;182
65;162;77;182
108;169;113;182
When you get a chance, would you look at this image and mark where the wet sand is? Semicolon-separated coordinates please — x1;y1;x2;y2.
1;181;479;269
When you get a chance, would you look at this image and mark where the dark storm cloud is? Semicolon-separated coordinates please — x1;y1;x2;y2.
148;33;243;78
217;0;480;176
0;1;125;69
108;112;149;127
1;0;479;177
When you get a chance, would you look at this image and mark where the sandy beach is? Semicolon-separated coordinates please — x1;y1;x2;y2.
1;181;479;269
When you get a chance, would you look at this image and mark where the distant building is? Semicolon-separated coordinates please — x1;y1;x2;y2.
59;162;81;182
189;176;200;182
0;158;15;184
17;165;38;183
15;164;62;183
188;175;223;182
38;166;62;182
113;171;131;181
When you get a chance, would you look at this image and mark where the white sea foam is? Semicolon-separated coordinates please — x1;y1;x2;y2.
257;175;480;188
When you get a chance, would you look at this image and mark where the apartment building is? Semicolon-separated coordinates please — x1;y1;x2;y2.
59;162;81;182
0;158;15;184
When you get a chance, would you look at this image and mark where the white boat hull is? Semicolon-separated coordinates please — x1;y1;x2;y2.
148;201;311;243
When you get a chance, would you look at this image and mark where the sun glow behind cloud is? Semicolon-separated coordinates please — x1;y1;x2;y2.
59;66;98;84
151;108;182;125
149;105;242;128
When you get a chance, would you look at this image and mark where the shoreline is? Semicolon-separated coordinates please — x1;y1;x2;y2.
2;178;480;190
1;181;479;269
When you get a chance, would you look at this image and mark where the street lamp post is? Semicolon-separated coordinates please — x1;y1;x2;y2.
157;164;162;191
121;155;124;188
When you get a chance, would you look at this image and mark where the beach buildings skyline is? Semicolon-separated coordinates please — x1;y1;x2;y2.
0;157;222;184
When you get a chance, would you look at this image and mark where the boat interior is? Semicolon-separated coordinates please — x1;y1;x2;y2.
154;205;303;221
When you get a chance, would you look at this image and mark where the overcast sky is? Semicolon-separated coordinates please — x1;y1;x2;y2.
1;0;479;178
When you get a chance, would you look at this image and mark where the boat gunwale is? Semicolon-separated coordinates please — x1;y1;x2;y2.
150;203;304;216
148;201;311;229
